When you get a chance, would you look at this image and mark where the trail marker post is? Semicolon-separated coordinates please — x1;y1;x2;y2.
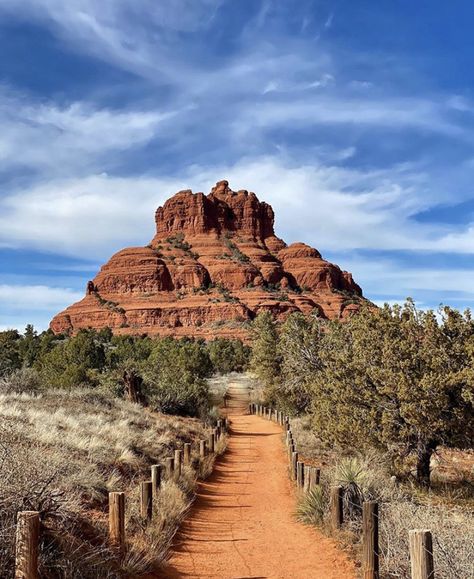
183;443;191;465
151;465;162;497
165;456;174;479
174;449;183;480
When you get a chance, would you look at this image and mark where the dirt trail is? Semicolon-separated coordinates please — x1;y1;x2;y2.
162;378;356;579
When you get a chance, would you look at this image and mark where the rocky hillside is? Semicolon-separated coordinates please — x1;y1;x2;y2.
50;180;366;339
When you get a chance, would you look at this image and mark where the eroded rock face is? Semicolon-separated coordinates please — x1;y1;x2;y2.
50;181;367;339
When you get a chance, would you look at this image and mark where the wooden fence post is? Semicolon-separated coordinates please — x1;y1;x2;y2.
174;450;183;480
291;451;299;481
151;465;162;497
303;465;310;492
183;443;191;466
409;530;434;579
208;433;215;453
140;481;153;521
288;441;295;462
308;467;321;489
165;456;174;480
15;510;40;579
108;492;125;553
330;485;343;531
362;501;379;579
297;462;305;489
200;440;207;458
314;467;321;485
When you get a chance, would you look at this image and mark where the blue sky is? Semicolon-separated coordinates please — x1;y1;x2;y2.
1;0;474;331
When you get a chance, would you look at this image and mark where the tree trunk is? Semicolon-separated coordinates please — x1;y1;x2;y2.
416;440;437;487
123;370;145;405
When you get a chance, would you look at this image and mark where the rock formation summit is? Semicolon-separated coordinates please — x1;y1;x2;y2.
50;180;365;339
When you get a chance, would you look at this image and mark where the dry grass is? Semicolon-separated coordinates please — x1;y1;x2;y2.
0;387;217;577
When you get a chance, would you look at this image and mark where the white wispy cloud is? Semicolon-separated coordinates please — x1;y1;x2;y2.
0;284;82;310
243;96;471;139
0;89;174;174
0;0;224;82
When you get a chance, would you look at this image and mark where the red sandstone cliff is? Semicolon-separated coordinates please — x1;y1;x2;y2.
50;181;366;339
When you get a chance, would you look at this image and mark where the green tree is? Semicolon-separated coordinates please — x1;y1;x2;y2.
208;338;251;374
277;312;323;414
312;300;474;486
250;311;281;398
0;330;22;376
37;330;105;389
143;338;212;416
18;325;41;367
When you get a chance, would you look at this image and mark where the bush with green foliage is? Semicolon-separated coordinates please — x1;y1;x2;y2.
0;329;22;376
249;311;281;396
143;338;213;416
207;338;251;374
36;329;106;389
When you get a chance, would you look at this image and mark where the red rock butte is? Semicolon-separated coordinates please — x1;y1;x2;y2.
50;180;366;339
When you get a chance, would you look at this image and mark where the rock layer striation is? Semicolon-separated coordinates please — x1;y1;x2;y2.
50;181;366;339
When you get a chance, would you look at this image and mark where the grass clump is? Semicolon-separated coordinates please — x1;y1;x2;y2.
297;485;327;525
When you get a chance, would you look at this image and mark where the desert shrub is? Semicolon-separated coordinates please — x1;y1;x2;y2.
144;338;212;416
334;458;367;519
251;301;474;487
36;329;106;389
276;312;322;414
208;338;251;374
313;301;474;486
223;235;251;263
0;367;42;394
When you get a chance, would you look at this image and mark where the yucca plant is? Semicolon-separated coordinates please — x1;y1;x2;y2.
335;457;367;519
296;485;326;525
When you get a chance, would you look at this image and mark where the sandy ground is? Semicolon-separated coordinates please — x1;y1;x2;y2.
161;377;356;579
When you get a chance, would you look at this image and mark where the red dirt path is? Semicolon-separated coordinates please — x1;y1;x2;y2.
161;380;356;579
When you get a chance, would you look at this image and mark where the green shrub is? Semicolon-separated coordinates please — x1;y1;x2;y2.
208;338;251;374
296;485;327;525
